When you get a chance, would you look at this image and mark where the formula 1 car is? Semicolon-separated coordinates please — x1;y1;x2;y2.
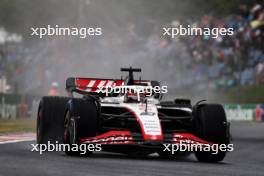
37;67;230;162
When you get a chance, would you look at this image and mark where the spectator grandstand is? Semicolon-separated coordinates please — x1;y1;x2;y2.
161;2;264;90
1;1;264;95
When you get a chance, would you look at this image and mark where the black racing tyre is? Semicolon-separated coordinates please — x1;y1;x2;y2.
63;98;99;156
37;96;69;144
193;104;230;162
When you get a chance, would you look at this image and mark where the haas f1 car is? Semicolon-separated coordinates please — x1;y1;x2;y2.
37;67;230;162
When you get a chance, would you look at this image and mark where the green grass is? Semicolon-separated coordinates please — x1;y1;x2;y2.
0;118;35;133
220;85;264;103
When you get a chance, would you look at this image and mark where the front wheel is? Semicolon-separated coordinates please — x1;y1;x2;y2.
63;98;99;156
193;104;230;162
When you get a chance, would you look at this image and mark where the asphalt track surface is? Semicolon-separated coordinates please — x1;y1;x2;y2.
0;122;263;176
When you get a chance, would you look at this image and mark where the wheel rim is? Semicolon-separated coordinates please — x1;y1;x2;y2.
64;111;76;144
64;111;70;143
36;107;43;143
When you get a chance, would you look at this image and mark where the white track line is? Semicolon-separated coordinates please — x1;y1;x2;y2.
0;139;35;144
0;132;35;144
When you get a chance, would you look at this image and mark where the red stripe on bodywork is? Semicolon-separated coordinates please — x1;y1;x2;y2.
91;80;101;92
74;78;124;93
80;131;133;144
172;133;214;144
75;78;90;91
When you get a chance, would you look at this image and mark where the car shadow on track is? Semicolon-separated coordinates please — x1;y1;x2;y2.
58;152;231;165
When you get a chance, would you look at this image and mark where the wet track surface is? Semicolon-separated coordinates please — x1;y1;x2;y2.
0;122;263;176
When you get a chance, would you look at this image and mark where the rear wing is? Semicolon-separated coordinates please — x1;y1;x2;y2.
66;77;154;95
66;77;124;94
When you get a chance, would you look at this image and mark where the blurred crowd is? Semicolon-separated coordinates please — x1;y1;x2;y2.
1;2;264;94
155;2;264;90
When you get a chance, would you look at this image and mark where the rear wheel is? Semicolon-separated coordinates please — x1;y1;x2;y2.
193;104;230;162
37;96;69;144
63;97;99;156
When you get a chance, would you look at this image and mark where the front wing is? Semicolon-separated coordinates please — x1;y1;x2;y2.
79;130;213;146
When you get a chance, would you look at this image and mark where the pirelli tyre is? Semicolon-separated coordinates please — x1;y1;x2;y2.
63;97;99;156
37;96;69;145
193;104;230;162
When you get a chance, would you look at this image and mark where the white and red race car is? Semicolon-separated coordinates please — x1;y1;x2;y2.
37;67;230;162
